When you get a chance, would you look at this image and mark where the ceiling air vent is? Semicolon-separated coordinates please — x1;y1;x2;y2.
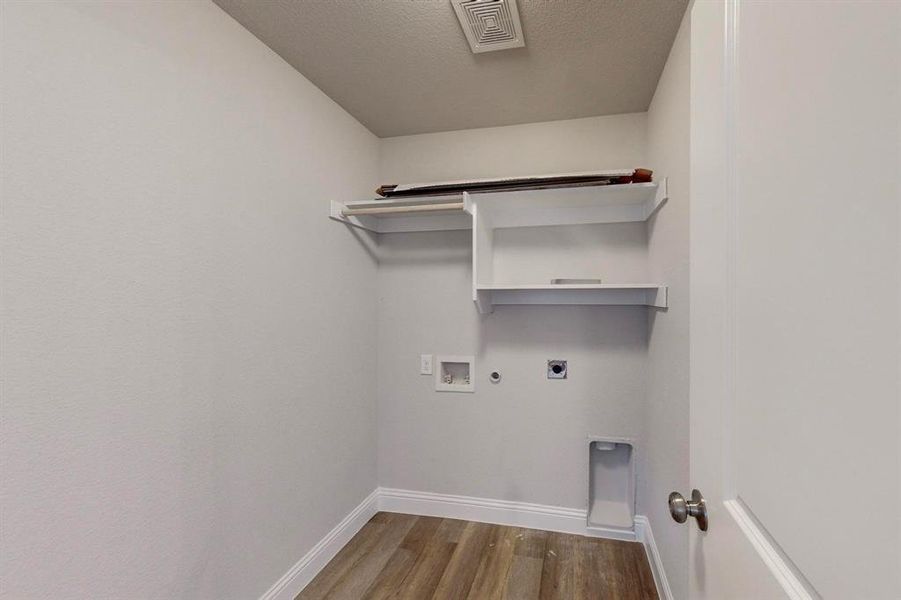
451;0;525;54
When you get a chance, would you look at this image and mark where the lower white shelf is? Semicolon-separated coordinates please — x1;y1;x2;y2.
474;284;667;314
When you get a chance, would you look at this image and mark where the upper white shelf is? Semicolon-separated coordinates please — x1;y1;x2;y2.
330;176;669;314
474;284;667;314
469;180;666;229
330;179;667;234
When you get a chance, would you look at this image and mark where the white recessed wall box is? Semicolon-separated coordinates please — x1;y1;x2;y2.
451;0;525;54
435;355;475;392
587;437;636;536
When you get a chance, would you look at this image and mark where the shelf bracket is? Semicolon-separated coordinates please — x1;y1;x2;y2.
643;177;668;220
330;200;379;232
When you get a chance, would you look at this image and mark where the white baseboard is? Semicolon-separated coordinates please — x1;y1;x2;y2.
377;487;637;541
634;516;674;600
262;487;671;600
258;489;379;600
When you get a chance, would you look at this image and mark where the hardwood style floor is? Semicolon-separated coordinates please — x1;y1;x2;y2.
296;512;658;600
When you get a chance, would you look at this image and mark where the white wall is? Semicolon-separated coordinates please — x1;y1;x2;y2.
376;115;653;510
0;2;379;599
644;10;691;600
379;113;647;183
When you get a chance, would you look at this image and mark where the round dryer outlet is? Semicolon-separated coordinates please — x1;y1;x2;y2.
547;360;567;379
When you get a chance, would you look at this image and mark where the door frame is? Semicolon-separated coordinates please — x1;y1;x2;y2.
688;1;817;597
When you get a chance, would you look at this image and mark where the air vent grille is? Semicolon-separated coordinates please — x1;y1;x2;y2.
451;0;525;54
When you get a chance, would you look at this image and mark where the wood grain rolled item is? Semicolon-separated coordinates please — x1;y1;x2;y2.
341;202;464;216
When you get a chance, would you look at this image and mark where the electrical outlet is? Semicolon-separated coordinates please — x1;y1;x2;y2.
420;354;433;375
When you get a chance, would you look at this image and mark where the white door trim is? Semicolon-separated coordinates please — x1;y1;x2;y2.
724;499;816;600
712;3;819;598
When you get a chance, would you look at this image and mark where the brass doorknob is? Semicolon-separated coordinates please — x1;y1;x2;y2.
668;489;708;531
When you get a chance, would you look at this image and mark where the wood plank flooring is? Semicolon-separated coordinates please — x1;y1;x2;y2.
296;512;658;600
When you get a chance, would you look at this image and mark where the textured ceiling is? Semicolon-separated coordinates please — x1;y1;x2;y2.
213;0;689;137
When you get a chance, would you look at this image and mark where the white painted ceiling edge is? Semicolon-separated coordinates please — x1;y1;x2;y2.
212;0;689;137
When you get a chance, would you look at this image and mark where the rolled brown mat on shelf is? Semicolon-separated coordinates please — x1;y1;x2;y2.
374;168;652;198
